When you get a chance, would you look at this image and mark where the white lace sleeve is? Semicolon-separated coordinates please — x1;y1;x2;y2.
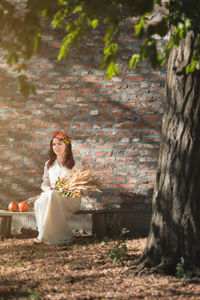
41;161;51;192
74;161;83;170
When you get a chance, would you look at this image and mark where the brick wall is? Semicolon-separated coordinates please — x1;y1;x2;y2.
0;11;166;212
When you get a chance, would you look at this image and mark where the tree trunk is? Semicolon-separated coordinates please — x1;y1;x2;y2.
140;30;200;275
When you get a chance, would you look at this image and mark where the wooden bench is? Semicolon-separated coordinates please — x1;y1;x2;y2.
0;209;125;240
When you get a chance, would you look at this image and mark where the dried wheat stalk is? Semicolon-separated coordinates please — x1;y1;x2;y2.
65;167;102;193
26;167;102;204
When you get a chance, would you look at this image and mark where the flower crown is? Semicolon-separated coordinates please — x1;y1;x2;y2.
53;131;73;144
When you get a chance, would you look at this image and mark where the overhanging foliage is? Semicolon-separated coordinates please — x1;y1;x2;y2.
0;0;200;96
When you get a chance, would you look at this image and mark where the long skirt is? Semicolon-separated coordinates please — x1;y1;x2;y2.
34;190;81;245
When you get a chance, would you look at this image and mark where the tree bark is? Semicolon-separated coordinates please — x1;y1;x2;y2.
140;30;200;275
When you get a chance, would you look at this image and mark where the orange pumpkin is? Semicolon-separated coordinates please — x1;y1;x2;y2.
18;202;28;212
8;202;18;212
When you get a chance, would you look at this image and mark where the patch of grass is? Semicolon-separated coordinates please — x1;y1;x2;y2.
102;228;130;263
27;288;40;300
176;257;187;285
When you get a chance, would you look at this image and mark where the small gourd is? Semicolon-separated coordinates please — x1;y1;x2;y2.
18;202;28;212
8;202;18;212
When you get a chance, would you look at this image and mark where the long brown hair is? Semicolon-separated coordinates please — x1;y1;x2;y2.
47;137;75;169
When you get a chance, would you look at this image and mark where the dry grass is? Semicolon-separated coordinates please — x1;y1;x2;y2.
64;167;102;193
26;167;102;205
0;233;200;299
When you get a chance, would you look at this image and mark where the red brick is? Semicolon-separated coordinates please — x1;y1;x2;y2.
58;77;78;82
139;184;155;189
114;184;136;189
52;103;70;108
55;96;64;101
72;104;90;108
23;111;31;115
12;104;26;109
98;117;116;122
80;90;98;95
140;130;160;135
140;116;161;122
80;77;99;82
38;124;49;129
128;178;137;183
96;157;115;163
74;131;92;136
0;103;9;108
116;177;126;183
117;130;137;136
104;177;113;183
73;150;80;155
107;138;119;143
112;110;123;116
140;103;161;108
95;151;105;156
57;90;76;95
0;13;165;209
125;76;145;81
3;164;13;170
95;131;115;136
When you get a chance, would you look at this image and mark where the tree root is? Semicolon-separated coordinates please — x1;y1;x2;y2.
122;255;200;278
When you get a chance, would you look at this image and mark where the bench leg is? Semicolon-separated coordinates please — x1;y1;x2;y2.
0;216;12;240
92;212;123;238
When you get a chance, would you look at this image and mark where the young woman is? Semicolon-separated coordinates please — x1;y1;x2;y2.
34;131;81;245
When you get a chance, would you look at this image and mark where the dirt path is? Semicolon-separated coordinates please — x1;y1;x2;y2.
0;234;200;299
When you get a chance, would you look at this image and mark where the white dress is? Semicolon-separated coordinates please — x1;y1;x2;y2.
34;160;81;245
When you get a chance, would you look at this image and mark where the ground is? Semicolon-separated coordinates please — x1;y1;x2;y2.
0;232;200;299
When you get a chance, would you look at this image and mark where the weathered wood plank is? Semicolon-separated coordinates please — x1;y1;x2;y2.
0;209;127;216
0;209;128;239
0;216;12;240
92;211;123;238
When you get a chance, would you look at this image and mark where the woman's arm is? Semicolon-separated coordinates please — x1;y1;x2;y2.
41;161;51;192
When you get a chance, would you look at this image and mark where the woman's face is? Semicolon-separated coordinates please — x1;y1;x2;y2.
52;138;66;157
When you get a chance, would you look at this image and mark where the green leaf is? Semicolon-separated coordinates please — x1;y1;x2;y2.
112;256;118;263
103;16;110;24
129;54;140;69
17;75;36;98
58;40;68;61
178;22;184;30
58;0;67;5
185;18;191;29
66;24;72;32
186;61;196;74
154;0;162;4
106;62;118;79
135;16;146;36
41;9;47;18
91;19;98;29
73;5;82;13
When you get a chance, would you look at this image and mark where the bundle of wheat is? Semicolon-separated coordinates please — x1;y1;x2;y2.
53;166;102;197
65;167;102;193
25;195;39;205
25;167;102;203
